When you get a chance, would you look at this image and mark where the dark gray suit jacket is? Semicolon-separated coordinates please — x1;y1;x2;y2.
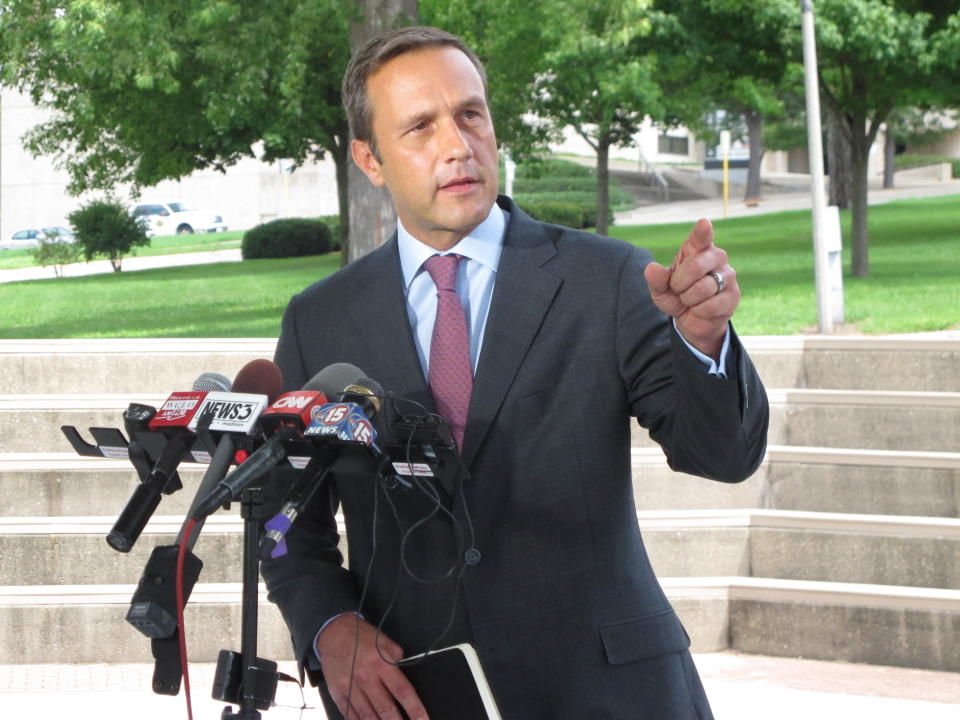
261;197;768;719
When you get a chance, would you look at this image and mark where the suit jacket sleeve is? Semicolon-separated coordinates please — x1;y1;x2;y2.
259;292;361;675
617;245;768;482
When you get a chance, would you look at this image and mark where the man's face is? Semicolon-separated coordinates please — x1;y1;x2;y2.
351;46;499;250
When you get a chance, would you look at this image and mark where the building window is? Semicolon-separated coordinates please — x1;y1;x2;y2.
658;134;689;156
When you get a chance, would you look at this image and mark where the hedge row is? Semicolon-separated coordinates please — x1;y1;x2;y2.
894;153;960;178
515;192;615;229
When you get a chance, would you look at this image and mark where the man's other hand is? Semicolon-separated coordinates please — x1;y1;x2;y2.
643;218;739;360
316;614;429;720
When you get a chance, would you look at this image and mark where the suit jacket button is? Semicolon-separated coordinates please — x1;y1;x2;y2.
464;548;482;566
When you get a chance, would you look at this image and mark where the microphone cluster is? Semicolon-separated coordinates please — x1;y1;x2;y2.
61;358;459;556
59;356;468;704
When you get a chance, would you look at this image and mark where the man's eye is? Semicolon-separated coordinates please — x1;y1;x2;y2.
411;121;429;132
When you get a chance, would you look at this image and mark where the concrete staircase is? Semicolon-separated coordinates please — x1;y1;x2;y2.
1;336;958;672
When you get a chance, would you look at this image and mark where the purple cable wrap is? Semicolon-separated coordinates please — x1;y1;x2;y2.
264;512;293;558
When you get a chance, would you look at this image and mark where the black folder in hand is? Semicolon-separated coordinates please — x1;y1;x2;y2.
398;643;502;720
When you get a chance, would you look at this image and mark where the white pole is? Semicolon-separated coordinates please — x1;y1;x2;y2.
801;0;833;333
504;151;517;197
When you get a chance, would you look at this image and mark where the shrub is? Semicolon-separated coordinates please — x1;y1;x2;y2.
515;191;615;229
894;153;960;177
317;215;341;251
242;218;332;260
521;201;584;228
515;157;594;180
30;235;82;278
68;198;150;272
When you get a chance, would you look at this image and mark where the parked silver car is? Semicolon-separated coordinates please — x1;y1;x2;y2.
1;226;76;251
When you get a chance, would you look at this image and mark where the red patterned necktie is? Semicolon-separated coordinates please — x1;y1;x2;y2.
424;253;473;450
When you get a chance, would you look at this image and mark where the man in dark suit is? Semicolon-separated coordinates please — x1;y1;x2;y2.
261;26;768;720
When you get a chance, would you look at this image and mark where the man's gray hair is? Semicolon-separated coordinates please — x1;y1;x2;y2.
342;26;488;161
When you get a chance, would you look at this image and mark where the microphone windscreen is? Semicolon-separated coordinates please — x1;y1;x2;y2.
302;362;366;396
355;376;385;398
193;372;231;392
232;359;284;403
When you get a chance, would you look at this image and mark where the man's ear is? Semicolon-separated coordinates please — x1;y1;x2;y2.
351;139;385;187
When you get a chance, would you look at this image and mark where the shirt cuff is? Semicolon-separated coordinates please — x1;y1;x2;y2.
313;611;363;662
672;318;731;378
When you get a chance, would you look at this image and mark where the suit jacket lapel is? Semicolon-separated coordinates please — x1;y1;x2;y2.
460;200;562;468
346;236;431;409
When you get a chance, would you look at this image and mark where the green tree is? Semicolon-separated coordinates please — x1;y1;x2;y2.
532;0;662;236
30;234;83;278
813;0;937;277
0;0;355;257
421;0;557;159
651;0;799;204
68;199;150;272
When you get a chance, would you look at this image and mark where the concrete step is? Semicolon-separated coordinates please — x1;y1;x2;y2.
5;446;957;518
0;454;207;517
0;514;346;587
631;388;960;452
6;387;958;454
641;510;960;590
742;335;960;392
4;510;957;590
765;389;960;452
0;339;275;395
664;576;960;672
5;576;958;671
0;583;294;665
631;446;960;517
0;516;250;586
0;394;168;454
2;335;959;395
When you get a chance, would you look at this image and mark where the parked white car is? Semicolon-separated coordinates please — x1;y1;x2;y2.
1;226;76;251
130;201;228;237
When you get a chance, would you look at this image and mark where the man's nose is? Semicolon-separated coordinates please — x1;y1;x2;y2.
438;118;473;162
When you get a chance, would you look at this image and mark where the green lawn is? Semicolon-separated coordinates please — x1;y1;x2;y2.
0;253;340;338
0;195;957;338
609;194;960;335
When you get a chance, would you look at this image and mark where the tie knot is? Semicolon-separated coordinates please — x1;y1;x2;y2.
424;253;462;292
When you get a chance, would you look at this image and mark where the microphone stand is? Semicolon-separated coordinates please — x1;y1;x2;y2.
217;485;278;719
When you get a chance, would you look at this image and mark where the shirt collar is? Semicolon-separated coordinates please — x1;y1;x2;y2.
397;203;507;290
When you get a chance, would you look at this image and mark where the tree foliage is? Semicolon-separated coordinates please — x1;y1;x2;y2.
421;0;557;158
67;198;150;272
29;235;83;278
651;0;800;202
813;0;939;277
0;0;355;251
534;0;663;236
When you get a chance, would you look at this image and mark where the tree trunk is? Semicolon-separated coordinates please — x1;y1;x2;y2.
826;105;852;209
596;136;610;236
883;127;896;189
331;138;351;267
346;0;417;263
849;117;870;277
744;110;764;204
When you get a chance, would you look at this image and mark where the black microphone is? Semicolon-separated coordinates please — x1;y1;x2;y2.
259;367;385;560
178;359;284;547
190;364;363;520
107;371;233;553
125;360;282;638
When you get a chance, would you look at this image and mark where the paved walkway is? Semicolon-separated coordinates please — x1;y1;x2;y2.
1;651;957;718
615;174;960;226
0;248;242;284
